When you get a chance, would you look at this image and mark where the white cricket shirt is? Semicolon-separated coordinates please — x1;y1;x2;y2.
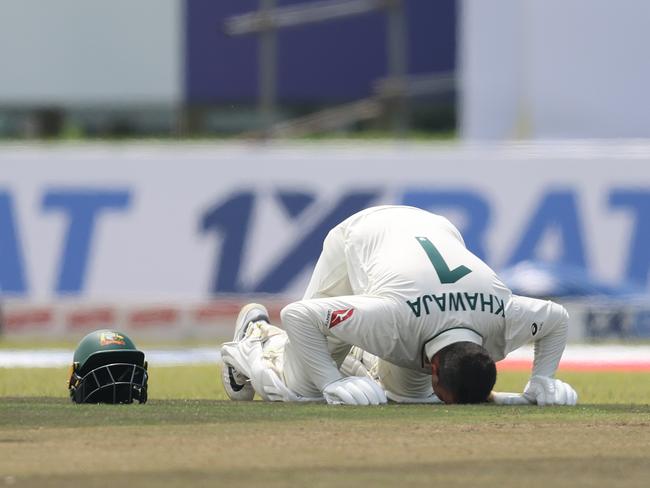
281;206;569;393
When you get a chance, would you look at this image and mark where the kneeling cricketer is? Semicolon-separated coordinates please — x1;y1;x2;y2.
221;206;578;406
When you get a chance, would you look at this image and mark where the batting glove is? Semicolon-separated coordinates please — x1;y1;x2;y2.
489;391;534;405
323;377;387;405
523;376;578;406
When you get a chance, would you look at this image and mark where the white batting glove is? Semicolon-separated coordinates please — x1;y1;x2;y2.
489;391;533;405
340;354;372;378
523;376;578;406
323;377;388;405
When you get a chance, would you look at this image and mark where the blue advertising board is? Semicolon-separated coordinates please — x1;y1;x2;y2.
185;0;456;103
1;143;649;305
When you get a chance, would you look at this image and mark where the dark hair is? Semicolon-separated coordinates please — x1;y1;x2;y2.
436;342;496;404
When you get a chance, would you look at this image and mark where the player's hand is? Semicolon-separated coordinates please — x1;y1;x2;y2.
323;377;387;405
523;376;578;406
489;391;534;405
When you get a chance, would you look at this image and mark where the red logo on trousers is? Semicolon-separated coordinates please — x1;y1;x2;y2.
329;308;354;328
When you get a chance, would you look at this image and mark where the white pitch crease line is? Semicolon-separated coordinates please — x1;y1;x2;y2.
501;344;650;362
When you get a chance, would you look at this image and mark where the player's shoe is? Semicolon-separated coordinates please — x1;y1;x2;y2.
221;303;270;401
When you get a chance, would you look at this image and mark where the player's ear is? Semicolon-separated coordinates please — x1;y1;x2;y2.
430;356;440;386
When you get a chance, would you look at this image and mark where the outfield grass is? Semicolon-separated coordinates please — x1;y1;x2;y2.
2;365;650;404
1;366;649;488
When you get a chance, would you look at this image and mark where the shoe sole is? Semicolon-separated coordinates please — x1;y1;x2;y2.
234;303;270;341
221;303;269;402
221;365;255;401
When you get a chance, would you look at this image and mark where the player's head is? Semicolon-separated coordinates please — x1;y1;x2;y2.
68;329;148;404
430;342;496;404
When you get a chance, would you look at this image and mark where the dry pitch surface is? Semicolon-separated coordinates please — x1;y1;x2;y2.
1;366;649;488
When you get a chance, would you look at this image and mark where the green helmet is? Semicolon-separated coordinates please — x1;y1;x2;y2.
68;329;148;404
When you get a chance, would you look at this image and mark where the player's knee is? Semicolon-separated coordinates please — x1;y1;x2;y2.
280;302;310;331
280;303;297;323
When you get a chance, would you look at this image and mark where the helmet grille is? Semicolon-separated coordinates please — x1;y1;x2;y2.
72;363;148;404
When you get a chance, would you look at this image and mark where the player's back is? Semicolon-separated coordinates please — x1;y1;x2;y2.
333;206;510;368
340;205;504;300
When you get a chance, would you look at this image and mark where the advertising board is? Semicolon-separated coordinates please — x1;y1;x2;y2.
1;142;648;337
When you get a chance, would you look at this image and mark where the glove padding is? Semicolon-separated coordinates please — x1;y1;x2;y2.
523;376;578;406
323;376;387;405
489;391;533;405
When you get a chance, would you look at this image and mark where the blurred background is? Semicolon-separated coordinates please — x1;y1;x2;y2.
1;0;650;346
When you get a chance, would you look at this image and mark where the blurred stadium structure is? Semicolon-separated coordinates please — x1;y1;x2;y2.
1;1;650;343
0;0;456;138
4;1;650;139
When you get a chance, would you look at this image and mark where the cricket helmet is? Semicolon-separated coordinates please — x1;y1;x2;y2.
68;329;148;404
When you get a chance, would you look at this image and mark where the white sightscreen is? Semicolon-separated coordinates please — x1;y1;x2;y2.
461;0;650;139
0;0;182;106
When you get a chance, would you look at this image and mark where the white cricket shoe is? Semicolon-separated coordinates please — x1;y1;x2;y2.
221;303;270;401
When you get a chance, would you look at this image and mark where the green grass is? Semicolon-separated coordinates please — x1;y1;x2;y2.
3;365;650;404
2;396;649;429
1;366;649;488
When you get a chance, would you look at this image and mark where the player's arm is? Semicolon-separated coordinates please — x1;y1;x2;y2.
281;299;387;405
526;302;578;405
487;391;531;405
504;296;578;406
533;301;570;376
